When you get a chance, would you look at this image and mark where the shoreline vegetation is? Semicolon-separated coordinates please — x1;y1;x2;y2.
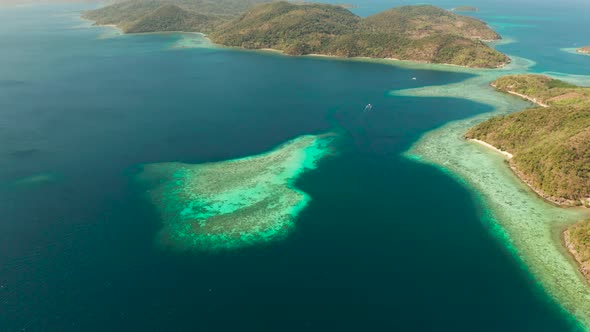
465;74;590;287
208;2;508;68
83;1;510;68
564;220;590;284
466;74;590;208
490;82;549;107
471;134;590;289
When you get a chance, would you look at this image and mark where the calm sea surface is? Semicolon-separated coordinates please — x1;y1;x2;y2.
0;2;588;331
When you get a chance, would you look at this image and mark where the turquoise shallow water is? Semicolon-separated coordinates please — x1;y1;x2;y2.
137;134;336;252
0;2;589;331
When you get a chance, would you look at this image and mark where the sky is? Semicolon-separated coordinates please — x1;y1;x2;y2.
0;0;100;4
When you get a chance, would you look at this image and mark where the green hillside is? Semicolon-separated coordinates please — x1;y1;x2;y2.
466;74;590;206
361;5;494;40
84;1;508;67
209;2;508;68
83;0;273;33
124;4;214;33
210;2;359;55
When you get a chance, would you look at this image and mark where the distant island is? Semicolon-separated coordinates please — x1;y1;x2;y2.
451;6;479;12
209;3;507;68
577;46;590;54
466;74;590;208
83;0;274;34
83;1;509;68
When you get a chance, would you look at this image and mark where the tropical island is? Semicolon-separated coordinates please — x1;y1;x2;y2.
466;74;590;207
577;46;590;55
83;0;274;33
465;74;590;283
451;6;479;12
83;1;509;68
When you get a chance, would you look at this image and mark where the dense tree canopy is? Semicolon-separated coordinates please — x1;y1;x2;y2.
209;2;508;68
467;74;590;205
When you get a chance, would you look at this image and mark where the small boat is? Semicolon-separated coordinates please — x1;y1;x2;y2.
412;77;417;80
363;104;373;112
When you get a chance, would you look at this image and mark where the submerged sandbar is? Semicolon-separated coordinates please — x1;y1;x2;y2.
561;47;590;57
137;134;334;252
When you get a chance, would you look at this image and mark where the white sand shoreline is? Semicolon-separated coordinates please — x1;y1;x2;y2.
506;90;549;107
491;83;549;107
470;139;513;159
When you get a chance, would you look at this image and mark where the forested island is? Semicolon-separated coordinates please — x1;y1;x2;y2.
466;74;590;283
83;1;509;68
83;0;274;33
466;74;590;207
210;3;507;68
578;46;590;54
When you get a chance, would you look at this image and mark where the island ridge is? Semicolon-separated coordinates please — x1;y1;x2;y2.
84;1;509;68
83;0;274;33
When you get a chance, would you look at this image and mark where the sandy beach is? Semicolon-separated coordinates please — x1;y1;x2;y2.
491;83;549;107
470;139;514;159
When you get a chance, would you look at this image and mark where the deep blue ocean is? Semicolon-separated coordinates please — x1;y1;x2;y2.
1;1;589;331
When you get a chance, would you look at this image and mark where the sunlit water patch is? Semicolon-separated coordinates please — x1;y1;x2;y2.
137;134;335;252
543;72;590;87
